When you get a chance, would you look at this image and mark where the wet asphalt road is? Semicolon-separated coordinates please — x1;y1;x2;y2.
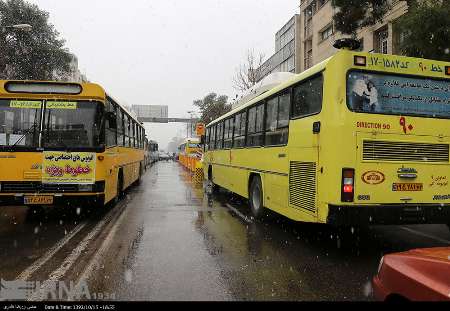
0;161;449;301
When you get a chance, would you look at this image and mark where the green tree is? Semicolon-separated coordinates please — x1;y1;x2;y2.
0;0;71;80
396;0;450;61
332;0;391;36
193;92;230;125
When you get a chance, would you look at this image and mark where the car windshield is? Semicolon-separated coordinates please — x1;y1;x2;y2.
0;99;41;149
347;71;450;118
42;101;104;150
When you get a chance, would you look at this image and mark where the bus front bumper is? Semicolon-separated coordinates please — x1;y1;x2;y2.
327;204;450;226
0;193;105;207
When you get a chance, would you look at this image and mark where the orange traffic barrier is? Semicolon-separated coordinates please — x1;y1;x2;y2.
178;153;203;184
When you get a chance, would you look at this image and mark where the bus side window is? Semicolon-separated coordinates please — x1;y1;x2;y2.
210;125;216;150
238;111;247;148
247;106;257;147
205;127;210;151
247;103;264;147
124;117;129;147
133;122;137;148
117;110;124;146
292;75;323;119
106;99;117;147
224;118;233;149
232;113;241;148
216;121;223;149
265;92;290;146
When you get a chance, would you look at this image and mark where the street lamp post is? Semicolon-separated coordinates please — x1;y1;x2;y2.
187;111;197;138
2;24;33;32
0;22;33;77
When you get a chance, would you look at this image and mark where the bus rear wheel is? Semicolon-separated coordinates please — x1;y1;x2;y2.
115;171;124;204
249;176;265;219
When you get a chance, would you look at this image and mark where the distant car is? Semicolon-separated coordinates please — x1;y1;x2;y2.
372;247;450;301
158;152;172;161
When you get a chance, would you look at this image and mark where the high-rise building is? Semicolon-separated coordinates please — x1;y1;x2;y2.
298;0;408;71
255;15;302;83
255;0;409;82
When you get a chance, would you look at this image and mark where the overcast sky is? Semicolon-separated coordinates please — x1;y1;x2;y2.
28;0;299;149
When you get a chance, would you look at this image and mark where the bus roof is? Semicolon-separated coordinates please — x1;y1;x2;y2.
0;80;144;128
179;138;200;145
0;80;106;101
207;56;332;127
207;49;450;127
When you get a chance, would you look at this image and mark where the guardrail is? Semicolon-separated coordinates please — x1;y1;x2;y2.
178;153;204;184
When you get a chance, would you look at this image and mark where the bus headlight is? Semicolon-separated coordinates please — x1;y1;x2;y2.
78;184;93;192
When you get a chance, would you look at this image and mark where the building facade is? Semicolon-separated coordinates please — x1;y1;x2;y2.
299;0;408;71
256;0;408;82
255;15;302;83
52;53;88;82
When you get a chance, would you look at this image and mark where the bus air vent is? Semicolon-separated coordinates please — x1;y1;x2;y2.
363;141;449;163
289;162;317;214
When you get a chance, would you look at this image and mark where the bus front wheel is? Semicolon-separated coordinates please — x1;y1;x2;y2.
249;176;265;219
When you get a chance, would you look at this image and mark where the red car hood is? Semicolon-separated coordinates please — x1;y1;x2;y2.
404;247;450;262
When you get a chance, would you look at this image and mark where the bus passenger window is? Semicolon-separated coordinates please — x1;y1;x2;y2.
216;122;224;149
205;128;210;151
247;103;264;147
224;118;233;149
106;100;117;147
233;113;243;148
292;75;323;118
235;111;247;148
210;125;216;150
117;110;124;146
265;92;290;146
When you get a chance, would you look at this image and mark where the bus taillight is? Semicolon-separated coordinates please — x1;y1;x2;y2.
341;168;355;202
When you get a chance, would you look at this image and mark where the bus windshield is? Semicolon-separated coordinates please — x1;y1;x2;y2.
0;99;41;148
42;101;104;149
347;71;450;118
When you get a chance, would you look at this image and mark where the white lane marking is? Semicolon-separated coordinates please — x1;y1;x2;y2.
401;227;450;245
75;205;128;285
28;210;116;301
17;222;87;281
226;203;253;224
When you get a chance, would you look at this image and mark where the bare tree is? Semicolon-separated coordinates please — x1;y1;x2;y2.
232;49;266;93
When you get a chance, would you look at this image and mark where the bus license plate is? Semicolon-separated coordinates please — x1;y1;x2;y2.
24;196;54;205
392;183;423;192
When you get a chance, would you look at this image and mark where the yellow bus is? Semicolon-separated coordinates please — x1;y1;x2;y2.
144;138;159;167
203;48;450;228
178;138;201;157
0;80;145;210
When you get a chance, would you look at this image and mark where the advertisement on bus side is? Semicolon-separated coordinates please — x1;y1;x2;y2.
42;152;96;184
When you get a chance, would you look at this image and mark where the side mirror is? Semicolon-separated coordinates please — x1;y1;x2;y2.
106;112;117;129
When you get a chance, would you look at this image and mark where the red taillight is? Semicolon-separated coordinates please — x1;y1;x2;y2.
343;185;353;193
341;168;355;202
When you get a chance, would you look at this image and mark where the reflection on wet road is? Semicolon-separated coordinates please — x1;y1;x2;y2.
1;161;449;301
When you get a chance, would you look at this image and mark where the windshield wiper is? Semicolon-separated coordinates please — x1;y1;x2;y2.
12;123;39;147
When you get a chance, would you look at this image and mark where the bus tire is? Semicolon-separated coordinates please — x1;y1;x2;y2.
116;170;124;202
136;163;143;185
249;175;265;219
